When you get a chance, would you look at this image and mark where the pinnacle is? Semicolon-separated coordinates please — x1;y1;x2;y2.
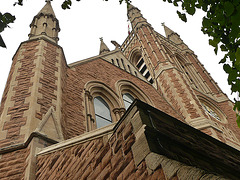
38;0;56;17
99;38;110;55
163;23;175;38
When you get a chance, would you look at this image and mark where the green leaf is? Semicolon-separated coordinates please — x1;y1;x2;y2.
173;0;178;7
61;0;72;10
234;101;240;111
177;11;187;22
224;2;235;17
209;38;220;48
237;114;240;128
214;47;218;55
186;6;196;15
202;17;210;28
0;34;6;48
220;44;228;52
219;56;227;64
235;47;240;66
223;64;232;73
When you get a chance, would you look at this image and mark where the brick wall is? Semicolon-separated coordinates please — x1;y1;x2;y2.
36;42;59;120
36;121;173;179
62;59;181;139
0;41;39;148
0;147;30;179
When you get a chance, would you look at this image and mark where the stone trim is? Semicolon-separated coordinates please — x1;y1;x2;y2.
37;123;116;156
145;152;228;180
127;100;240;180
0;131;58;155
35;106;64;141
68;49;120;68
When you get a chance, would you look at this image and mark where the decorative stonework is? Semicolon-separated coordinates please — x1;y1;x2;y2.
0;41;39;147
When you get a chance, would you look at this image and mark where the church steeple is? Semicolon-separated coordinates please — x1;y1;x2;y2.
127;3;150;30
99;38;110;55
162;23;183;44
29;1;60;43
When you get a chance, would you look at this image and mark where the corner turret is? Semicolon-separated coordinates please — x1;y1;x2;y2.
28;1;60;43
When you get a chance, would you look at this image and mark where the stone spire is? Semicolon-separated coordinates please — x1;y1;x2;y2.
162;23;183;44
99;37;110;55
127;3;150;30
29;1;60;43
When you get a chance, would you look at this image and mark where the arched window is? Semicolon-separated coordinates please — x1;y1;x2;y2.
94;96;112;128
201;102;221;121
130;50;153;84
123;93;135;110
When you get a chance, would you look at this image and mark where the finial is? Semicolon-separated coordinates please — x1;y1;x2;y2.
161;22;165;26
45;0;52;2
100;37;103;41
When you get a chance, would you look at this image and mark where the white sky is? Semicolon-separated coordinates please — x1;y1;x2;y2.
0;0;236;101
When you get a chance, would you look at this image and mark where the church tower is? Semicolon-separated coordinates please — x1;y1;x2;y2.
0;2;239;180
122;4;239;147
0;1;64;179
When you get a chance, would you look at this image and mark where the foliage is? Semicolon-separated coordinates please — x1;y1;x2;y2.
61;0;131;9
163;0;240;127
0;12;15;48
2;0;240;126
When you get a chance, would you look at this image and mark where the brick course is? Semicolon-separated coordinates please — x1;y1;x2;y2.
0;147;30;179
36;42;59;120
36;122;167;180
62;59;181;139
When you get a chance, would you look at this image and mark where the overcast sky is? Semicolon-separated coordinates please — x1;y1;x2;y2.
0;0;236;101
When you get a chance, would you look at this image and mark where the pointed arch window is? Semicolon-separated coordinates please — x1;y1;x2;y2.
131;50;153;84
123;93;135;110
94;96;112;128
201;102;221;122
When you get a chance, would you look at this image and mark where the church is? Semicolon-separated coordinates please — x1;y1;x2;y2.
0;1;240;179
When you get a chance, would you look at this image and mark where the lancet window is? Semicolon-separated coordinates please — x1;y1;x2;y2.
94;96;112;128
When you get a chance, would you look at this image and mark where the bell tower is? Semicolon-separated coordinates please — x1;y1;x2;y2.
122;4;224;138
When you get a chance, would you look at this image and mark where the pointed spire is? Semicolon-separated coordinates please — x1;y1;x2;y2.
38;0;56;17
99;37;110;55
162;22;175;38
127;3;150;31
127;3;136;12
28;1;60;43
162;23;183;44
